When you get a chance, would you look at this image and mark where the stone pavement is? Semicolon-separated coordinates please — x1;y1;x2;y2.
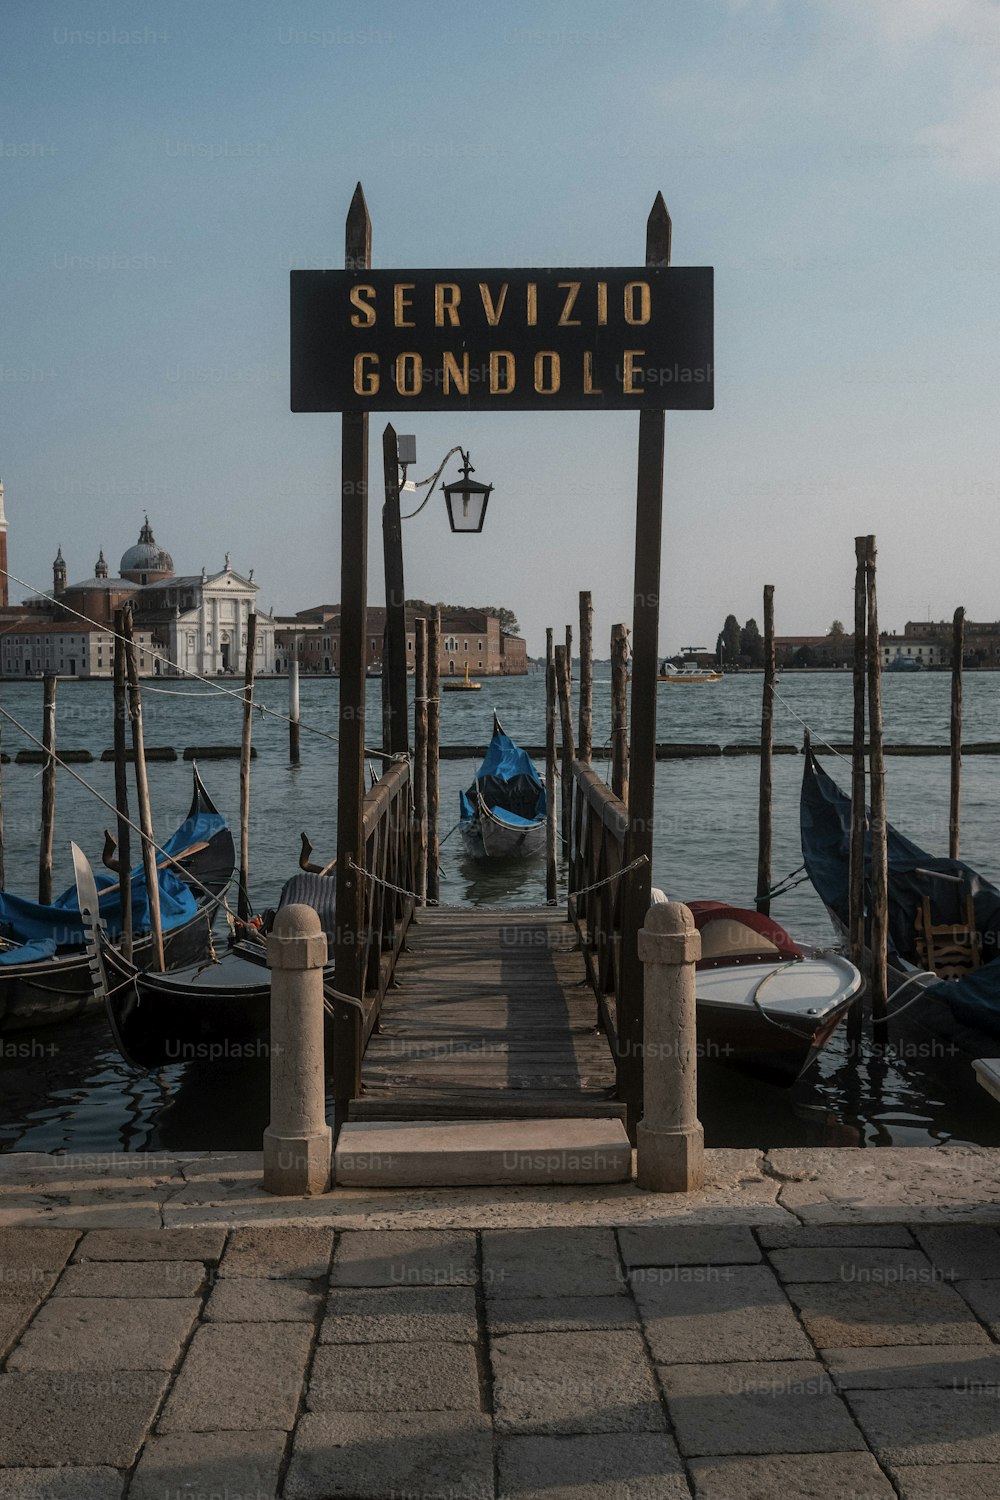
0;1150;999;1496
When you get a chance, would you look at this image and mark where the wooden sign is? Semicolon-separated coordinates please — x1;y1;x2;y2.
290;267;713;412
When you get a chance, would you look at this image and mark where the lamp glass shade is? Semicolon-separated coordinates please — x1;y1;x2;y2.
443;474;493;533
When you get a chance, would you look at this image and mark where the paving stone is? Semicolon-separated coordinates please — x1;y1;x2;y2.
7;1296;200;1371
218;1225;334;1279
157;1320;314;1431
0;1297;46;1357
757;1225;917;1249
787;1278;989;1347
768;1146;1000;1224
892;1464;1000;1499
128;1429;287;1500
0;1228;79;1273
632;1263;813;1364
307;1339;481;1412
825;1343;1000;1389
768;1247;939;1283
618;1224;761;1267
204;1274;321;1322
0;1469;124;1500
912;1226;1000;1281
285;1410;494;1499
320;1285;477;1343
849;1387;1000;1464
330;1229;477;1287
952;1277;1000;1335
0;1370;168;1466
483;1227;622;1297
72;1228;225;1262
487;1293;638;1335
491;1329;666;1434
689;1452;896;1498
498;1432;689;1498
53;1260;206;1298
661;1361;864;1458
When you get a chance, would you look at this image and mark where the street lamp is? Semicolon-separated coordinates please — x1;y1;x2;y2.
399;443;494;534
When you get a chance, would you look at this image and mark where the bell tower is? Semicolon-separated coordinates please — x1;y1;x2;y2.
0;478;7;609
53;545;67;598
95;548;108;579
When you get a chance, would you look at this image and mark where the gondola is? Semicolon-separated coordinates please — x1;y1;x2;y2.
0;765;235;1031
800;745;1000;1054
72;853;337;1072
684;899;862;1085
460;713;547;858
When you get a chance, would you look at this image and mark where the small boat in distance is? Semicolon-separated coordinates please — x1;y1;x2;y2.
443;663;482;692
658;660;723;683
460;713;546;858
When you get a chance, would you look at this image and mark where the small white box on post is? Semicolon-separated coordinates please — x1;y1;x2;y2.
263;904;332;1195
636;900;705;1192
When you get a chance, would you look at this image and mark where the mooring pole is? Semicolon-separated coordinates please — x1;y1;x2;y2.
556;641;575;855
413;616;429;905
288;657;301;765
610;623;630;804
950;605;965;860
755;584;775;916
238;611;257;922
579;590;593;764
426;606;441;905
113;608;133;962
332;181;372;1117
545;627;557;904
382;423;409;760
847;536;868;1052
38;674;57;906
0;720;5;892
122;606;164;971
866;536;888;1046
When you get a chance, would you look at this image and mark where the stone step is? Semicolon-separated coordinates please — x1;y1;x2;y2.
334;1118;632;1188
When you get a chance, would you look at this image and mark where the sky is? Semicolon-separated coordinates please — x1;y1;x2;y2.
2;0;999;658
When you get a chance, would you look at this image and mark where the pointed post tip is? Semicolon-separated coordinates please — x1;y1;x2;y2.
345;181;372;270
646;191;672;266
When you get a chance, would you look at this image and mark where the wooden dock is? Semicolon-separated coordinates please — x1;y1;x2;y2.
351;906;623;1122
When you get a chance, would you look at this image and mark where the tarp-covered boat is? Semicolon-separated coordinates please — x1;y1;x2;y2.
0;765;234;1030
685;899;862;1085
800;746;1000;1049
460;714;547;858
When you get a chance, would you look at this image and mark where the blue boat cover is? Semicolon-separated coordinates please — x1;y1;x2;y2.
0;938;57;966
0;802;225;955
801;749;1000;1036
460;729;545;826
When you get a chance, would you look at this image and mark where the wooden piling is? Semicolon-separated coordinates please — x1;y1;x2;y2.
555;642;576;855
865;536;888;1044
755;585;775;916
579;590;593;763
238;611;257;922
611;623;630;805
38;675;57;905
113;608;133;962
545;627;557;904
288;658;301;764
847;537;867;1051
414;617;429;905
950;606;965;860
426;606;441;905
0;721;5;892
122;607;164;970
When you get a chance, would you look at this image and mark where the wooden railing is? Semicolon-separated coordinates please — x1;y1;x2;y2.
568;759;633;1096
358;758;416;1046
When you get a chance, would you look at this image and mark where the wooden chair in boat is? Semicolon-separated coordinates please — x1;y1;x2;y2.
914;891;982;978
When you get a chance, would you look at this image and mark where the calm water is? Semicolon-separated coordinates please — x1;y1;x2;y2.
3;668;1000;1153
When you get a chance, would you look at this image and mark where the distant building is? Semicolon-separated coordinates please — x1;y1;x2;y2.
0;497;275;678
274;605;527;676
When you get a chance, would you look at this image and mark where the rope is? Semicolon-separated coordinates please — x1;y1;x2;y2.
0;565;406;761
766;864;808;900
772;686;852;766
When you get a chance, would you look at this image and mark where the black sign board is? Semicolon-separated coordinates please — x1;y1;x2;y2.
290;267;713;413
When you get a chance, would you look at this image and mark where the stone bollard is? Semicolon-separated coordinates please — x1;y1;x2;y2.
263;904;332;1195
636;901;705;1192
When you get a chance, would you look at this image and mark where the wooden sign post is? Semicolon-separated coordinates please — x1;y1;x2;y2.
291;185;714;1129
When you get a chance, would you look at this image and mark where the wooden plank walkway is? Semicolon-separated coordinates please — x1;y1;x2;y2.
351;906;624;1121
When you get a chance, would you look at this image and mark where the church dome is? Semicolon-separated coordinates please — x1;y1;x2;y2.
120;517;173;582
